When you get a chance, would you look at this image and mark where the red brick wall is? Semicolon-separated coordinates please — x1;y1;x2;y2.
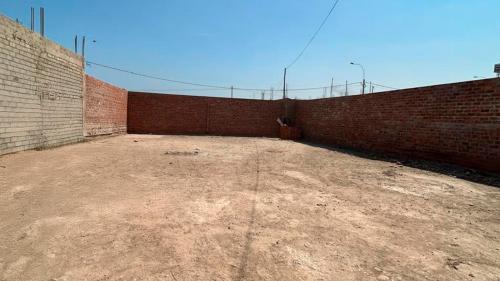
127;92;283;137
295;78;500;173
84;75;127;136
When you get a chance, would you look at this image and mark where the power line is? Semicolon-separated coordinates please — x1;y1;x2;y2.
371;82;398;90
86;60;355;92
288;82;359;92
86;61;230;90
134;83;360;94
286;0;341;69
88;60;390;93
131;88;222;92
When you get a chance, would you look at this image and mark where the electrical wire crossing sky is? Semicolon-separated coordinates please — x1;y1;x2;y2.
1;0;499;99
285;0;341;70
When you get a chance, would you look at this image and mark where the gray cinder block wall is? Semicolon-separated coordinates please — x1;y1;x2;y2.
0;15;84;155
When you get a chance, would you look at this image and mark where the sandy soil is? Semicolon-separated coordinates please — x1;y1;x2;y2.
0;135;499;281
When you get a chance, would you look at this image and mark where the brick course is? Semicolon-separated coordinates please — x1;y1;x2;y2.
127;92;282;137
2;9;497;173
84;75;127;136
127;79;500;172
295;78;500;173
0;15;84;155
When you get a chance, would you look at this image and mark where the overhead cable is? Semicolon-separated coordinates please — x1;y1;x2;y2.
285;0;341;69
86;60;356;92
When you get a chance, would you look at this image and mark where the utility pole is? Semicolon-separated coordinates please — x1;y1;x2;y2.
230;86;233;98
261;91;265;100
270;87;274;100
30;7;35;31
282;68;287;99
82;36;86;58
282;68;290;123
74;35;78;53
369;81;372;93
345;80;348;96
350;62;366;94
39;7;45;37
330;77;334;97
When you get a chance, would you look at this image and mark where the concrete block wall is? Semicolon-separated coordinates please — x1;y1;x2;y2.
0;15;84;155
295;78;500;173
127;92;283;137
84;75;127;136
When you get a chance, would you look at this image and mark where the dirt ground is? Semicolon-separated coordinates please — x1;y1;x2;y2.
0;135;499;281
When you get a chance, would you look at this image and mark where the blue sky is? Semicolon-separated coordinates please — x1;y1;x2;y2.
1;0;499;99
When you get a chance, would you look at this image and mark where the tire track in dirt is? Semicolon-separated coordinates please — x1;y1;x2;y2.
235;140;261;281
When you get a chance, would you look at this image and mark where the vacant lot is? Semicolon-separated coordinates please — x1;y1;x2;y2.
0;135;499;281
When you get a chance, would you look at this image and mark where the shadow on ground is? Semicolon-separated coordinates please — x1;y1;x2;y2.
298;140;500;188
